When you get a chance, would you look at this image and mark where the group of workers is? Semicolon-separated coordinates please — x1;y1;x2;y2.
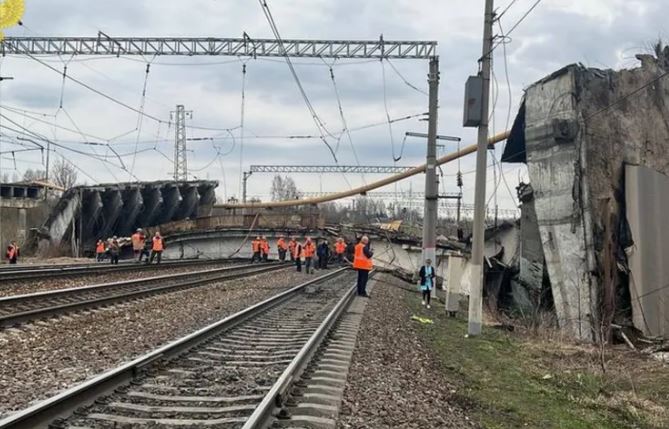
95;229;166;265
250;234;373;297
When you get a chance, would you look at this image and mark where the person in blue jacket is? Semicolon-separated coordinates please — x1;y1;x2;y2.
418;258;436;309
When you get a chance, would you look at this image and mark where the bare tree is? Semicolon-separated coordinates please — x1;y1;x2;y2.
270;175;302;201
23;169;47;182
51;159;78;189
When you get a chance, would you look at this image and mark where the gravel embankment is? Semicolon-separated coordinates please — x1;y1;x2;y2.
0;261;241;297
338;274;478;429
0;267;323;419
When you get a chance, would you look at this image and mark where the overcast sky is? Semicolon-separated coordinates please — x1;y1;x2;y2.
0;0;664;213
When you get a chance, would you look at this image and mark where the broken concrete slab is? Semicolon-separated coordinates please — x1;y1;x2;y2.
625;164;669;338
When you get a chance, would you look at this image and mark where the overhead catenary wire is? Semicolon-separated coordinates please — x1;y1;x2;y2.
384;58;429;96
258;0;339;162
380;59;400;163
325;61;359;188
482;0;544;61
0;116;138;178
23;51;238;133
129;60;154;179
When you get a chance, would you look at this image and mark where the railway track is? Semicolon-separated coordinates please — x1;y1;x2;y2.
0;258;246;283
0;263;285;327
0;268;358;429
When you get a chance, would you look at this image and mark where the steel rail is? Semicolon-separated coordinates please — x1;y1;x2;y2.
0;263;284;327
243;270;365;428
0;257;243;282
0;268;350;429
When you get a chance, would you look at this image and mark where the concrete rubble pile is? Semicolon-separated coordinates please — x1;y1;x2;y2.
496;44;669;342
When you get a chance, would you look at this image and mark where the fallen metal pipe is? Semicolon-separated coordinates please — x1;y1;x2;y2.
216;130;510;209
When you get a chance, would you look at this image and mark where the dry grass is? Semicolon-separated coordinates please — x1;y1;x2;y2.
408;295;669;428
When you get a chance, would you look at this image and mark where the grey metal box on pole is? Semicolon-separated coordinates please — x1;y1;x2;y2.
463;75;483;127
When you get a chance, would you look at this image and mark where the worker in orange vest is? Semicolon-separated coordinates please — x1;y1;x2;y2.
288;237;297;262
109;236;120;265
335;238;346;265
292;238;303;272
261;236;270;262
149;232;165;264
95;239;106;262
5;240;19;264
353;236;373;297
276;235;288;262
131;228;146;262
303;237;316;274
251;236;261;263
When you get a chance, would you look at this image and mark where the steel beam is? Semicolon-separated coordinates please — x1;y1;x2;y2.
0;37;437;59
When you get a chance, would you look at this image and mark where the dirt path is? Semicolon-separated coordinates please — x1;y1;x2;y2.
338;274;478;428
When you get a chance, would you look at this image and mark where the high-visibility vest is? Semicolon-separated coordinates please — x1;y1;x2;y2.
96;241;106;254
7;245;17;260
292;243;303;259
261;240;270;253
335;242;346;254
131;233;144;250
303;242;315;258
152;236;164;251
288;240;296;253
277;238;287;250
353;243;373;271
252;240;260;252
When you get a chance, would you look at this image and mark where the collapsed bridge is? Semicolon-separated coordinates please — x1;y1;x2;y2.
37;180;218;255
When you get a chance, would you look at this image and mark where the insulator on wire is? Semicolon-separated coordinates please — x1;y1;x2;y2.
456;171;463;188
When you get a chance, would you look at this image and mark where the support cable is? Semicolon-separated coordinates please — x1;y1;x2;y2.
130;59;154;179
258;0;338;161
385;58;428;96
24;51;237;132
326;61;362;187
380;59;399;162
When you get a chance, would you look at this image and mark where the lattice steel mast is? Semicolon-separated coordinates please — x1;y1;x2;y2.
171;105;192;182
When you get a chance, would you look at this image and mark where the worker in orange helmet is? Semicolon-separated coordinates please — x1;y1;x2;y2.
251;236;261;263
149;231;165;264
353;236;373;297
303;236;316;274
276;235;288;262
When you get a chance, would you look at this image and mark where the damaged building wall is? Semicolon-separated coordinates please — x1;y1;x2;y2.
505;47;669;341
576;52;669;339
521;68;597;341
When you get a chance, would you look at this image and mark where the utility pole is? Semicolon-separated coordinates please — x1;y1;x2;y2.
171;105;192;182
468;0;494;336
422;56;440;298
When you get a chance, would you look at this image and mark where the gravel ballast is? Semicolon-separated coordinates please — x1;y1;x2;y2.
338;274;478;429
0;267;329;419
0;261;242;297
